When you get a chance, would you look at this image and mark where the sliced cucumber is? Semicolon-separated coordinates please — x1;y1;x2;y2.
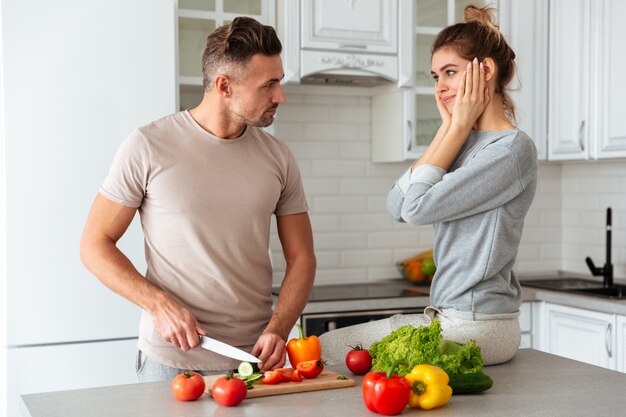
238;361;254;378
246;373;263;384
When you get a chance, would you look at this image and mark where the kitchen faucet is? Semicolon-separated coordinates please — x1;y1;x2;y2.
585;207;614;288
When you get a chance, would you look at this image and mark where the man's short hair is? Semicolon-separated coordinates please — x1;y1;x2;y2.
202;16;282;90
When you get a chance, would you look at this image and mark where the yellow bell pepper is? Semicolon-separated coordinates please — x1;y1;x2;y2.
404;364;453;410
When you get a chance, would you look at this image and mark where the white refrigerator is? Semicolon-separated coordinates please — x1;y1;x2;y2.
1;1;176;416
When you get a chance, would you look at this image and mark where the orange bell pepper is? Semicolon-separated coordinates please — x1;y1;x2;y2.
287;323;322;367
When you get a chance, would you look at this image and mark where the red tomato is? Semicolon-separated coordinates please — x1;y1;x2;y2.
296;359;325;379
261;370;282;385
171;371;206;401
211;373;247;407
291;369;303;382
275;368;294;382
345;345;372;375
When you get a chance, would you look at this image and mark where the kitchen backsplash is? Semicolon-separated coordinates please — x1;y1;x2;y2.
269;86;626;285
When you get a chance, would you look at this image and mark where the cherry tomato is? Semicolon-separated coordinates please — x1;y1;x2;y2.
211;372;247;407
275;368;294;382
291;369;303;382
171;371;206;401
296;359;325;379
261;370;282;384
345;344;372;375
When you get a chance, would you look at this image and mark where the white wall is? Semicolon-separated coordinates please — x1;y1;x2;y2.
270;86;625;285
560;161;626;278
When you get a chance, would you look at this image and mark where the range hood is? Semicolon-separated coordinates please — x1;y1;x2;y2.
297;48;401;87
278;0;412;88
300;72;391;87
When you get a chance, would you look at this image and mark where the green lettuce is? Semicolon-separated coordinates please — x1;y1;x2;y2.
368;320;483;376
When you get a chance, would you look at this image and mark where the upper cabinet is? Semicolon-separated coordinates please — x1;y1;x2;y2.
176;0;275;111
504;0;548;160
548;0;626;160
595;0;626;158
547;0;593;160
278;0;413;86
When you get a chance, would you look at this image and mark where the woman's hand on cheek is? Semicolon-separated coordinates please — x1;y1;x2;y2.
451;58;490;130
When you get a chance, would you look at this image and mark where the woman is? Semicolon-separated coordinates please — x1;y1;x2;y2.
320;5;538;366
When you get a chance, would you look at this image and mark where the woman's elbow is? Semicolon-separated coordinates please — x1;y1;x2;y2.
400;205;431;225
386;198;405;223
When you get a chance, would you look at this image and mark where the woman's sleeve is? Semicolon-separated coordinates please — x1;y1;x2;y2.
399;141;534;225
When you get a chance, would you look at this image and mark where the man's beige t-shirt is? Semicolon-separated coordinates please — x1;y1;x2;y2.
100;110;308;370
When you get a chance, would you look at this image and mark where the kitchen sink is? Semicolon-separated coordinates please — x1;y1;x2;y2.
522;278;626;299
575;287;626;298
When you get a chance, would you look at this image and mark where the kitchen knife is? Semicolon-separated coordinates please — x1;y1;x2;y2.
199;335;261;363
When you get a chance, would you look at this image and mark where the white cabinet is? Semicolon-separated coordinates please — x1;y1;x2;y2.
177;0;275;110
595;0;626;158
279;0;413;86
616;315;626;373
519;301;533;348
544;303;616;369
547;0;593;160
504;0;548;160
301;0;397;53
548;0;626;160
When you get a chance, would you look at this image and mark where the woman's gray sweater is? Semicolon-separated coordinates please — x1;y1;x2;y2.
387;129;538;319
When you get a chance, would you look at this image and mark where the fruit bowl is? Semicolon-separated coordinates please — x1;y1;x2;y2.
397;249;436;286
396;262;433;286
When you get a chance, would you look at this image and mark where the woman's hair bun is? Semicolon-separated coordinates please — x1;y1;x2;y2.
464;4;499;32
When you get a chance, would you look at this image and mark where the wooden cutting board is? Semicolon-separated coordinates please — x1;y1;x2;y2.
203;370;356;398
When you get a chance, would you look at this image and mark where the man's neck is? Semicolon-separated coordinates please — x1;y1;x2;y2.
188;94;246;139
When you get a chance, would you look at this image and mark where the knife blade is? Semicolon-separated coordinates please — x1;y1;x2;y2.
199;335;261;363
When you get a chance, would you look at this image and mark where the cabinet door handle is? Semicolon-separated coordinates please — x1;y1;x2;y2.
406;120;413;152
338;44;367;49
578;120;585;151
605;323;612;358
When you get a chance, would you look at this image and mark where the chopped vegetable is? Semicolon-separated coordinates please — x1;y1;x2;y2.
275;368;295;382
404;364;452;409
291;369;303;382
296;359;325;379
237;361;254;378
261;370;282;385
369;320;483;376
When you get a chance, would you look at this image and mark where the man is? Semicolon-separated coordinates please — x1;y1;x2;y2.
80;17;316;382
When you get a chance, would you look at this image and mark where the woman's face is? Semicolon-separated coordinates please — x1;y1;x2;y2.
430;47;471;113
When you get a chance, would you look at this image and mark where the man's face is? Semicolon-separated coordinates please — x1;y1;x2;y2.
228;54;286;128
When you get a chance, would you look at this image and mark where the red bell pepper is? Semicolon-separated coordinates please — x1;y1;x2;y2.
362;361;411;416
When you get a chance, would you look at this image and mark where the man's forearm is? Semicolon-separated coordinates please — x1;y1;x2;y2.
80;237;168;314
264;255;316;341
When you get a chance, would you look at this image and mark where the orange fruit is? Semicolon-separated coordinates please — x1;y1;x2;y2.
404;260;425;283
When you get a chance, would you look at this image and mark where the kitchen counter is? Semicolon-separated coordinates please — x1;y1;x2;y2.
20;349;626;417
299;275;626;316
